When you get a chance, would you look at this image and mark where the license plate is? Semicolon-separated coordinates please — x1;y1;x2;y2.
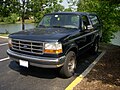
19;60;28;68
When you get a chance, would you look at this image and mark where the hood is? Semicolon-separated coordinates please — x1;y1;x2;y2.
9;27;79;42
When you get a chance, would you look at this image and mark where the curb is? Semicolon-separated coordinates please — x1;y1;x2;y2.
65;50;106;90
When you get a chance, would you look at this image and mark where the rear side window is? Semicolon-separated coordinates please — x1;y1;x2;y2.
89;15;100;25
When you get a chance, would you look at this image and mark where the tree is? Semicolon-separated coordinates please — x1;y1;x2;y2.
77;0;120;43
0;0;20;17
0;0;19;23
67;0;78;11
64;8;72;12
29;0;64;23
0;0;65;25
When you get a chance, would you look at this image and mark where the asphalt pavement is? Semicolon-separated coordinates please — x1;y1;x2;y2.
0;38;101;90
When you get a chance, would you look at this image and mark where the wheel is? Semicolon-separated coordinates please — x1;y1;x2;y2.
91;39;99;54
59;51;76;78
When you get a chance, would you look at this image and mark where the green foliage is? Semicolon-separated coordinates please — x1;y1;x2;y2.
0;0;20;23
10;13;18;23
0;16;3;22
77;0;120;43
64;8;73;12
25;0;64;23
0;0;65;23
3;13;18;24
0;0;20;17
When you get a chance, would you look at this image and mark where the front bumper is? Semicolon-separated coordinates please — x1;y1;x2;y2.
7;49;65;68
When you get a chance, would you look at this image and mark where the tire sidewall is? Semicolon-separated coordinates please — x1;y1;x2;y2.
60;51;76;78
92;38;99;54
94;40;99;52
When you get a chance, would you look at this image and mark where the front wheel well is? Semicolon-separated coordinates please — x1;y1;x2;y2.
65;47;78;56
95;35;100;42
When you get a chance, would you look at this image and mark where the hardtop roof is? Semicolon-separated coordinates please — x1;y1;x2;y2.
45;12;96;16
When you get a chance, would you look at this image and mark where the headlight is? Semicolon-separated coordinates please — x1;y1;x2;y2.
44;42;62;54
8;38;12;47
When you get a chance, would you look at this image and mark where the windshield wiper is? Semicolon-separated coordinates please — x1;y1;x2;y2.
38;25;46;28
51;25;65;28
52;25;79;29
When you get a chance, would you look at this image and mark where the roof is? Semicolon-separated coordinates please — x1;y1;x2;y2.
46;12;96;16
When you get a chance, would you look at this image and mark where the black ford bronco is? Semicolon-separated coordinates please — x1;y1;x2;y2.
7;12;102;78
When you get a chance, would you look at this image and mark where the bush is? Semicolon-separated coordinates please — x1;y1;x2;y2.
0;16;3;22
10;13;18;23
3;13;18;24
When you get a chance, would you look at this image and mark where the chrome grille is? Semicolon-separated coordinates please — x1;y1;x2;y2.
12;39;44;54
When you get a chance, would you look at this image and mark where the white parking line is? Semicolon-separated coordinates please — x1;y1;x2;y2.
0;43;8;46
0;57;9;62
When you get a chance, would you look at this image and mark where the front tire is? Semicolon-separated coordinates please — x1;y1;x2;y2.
59;51;76;78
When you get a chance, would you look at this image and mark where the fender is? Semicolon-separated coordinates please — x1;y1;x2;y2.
64;42;78;55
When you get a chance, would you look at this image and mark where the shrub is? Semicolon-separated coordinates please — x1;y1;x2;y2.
3;13;18;24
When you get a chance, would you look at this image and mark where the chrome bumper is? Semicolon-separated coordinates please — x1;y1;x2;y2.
7;49;65;68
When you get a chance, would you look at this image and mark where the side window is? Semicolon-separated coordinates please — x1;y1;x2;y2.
89;15;99;25
81;15;90;30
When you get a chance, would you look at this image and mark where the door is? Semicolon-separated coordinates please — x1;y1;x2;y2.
78;15;94;50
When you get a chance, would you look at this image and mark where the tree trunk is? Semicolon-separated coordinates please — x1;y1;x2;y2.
22;0;25;30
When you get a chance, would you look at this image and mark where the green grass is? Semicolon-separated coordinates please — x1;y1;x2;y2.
0;22;7;24
16;19;35;24
0;34;9;36
0;19;35;24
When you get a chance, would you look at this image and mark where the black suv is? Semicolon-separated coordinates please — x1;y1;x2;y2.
7;12;102;78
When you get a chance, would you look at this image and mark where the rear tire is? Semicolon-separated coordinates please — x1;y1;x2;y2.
91;39;99;54
59;51;76;78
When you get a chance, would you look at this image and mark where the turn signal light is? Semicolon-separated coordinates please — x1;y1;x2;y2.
44;49;62;54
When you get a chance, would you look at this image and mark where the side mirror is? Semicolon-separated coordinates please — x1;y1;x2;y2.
87;25;93;30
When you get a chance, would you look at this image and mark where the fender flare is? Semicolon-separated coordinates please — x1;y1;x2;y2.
65;43;78;55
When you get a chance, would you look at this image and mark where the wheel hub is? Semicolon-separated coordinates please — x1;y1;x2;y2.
68;57;75;73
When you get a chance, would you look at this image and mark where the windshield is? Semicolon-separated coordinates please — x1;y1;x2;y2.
39;14;80;29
